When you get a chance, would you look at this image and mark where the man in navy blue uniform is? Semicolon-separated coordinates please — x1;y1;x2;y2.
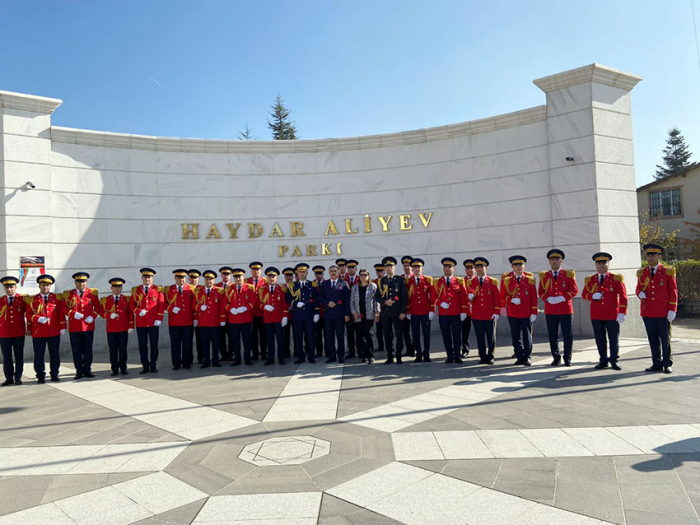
320;265;351;363
286;263;320;364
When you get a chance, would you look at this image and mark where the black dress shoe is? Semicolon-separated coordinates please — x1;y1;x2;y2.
564;359;571;367
15;379;22;385
231;361;241;366
294;359;305;364
183;365;191;370
197;359;204;364
84;372;95;378
424;357;432;362
645;365;663;372
201;363;210;369
404;351;415;358
396;358;402;364
551;359;561;366
486;359;495;365
384;358;394;364
172;365;181;371
38;377;46;384
110;371;119;377
150;366;158;373
524;359;532;367
413;357;423;363
664;366;673;374
264;360;274;366
50;376;60;382
121;369;128;375
361;358;367;363
445;358;455;364
455;357;464;364
212;363;222;368
325;358;337;364
140;368;149;374
367;358;374;364
245;361;254;366
594;362;608;370
461;349;470;357
511;352;517;359
74;374;83;380
610;362;622;370
279;360;286;365
1;380;13;386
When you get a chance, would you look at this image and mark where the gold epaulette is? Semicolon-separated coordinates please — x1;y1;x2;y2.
524;271;534;277
312;280;318;288
585;275;592;284
666;266;676;277
131;286;138;295
457;277;465;285
566;270;575;279
91;288;99;296
425;276;433;285
281;284;288;292
100;297;107;305
613;273;624;282
24;296;32;304
217;287;224;295
501;272;509;280
404;277;410;284
124;294;131;301
539;271;547;280
156;285;163;293
491;277;500;288
637;268;644;278
528;276;536;285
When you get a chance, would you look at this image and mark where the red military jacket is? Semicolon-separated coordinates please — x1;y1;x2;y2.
194;286;227;327
635;265;678;318
63;288;100;333
129;285;165;328
225;283;257;324
463;273;475;316
245;277;266;317
25;293;66;337
406;275;436;316
165;284;196;327
346;274;361;288
0;294;27;338
99;294;133;333
258;283;289;324
500;271;538;319
582;272;628;321
434;276;468;316
468;276;502;321
538;269;579;315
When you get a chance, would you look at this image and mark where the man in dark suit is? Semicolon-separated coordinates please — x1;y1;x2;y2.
375;256;408;364
320;265;351;363
285;263;320;364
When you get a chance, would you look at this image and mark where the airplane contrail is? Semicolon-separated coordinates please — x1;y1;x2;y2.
145;74;162;86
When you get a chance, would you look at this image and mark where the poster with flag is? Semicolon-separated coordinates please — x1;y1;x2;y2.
20;256;45;288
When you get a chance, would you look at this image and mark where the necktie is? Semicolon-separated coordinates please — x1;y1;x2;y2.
271;286;275;294
237;285;241;293
254;279;258;287
517;276;521;284
651;268;656;278
301;281;305;289
78;290;83;298
145;286;149;295
447;277;451;286
332;281;336;288
480;278;484;287
416;278;419;285
115;295;119;304
178;286;182;295
43;295;48;304
8;297;13;306
207;288;210;297
600;275;604;286
553;272;558;280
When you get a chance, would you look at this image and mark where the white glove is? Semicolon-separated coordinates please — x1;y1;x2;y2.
557;296;567;304
201;305;207;311
313;314;320;323
230;307;238;315
460;313;467;321
406;314;411;320
172;306;181;314
238;306;248;314
193;320;198;327
500;308;507;317
440;302;450;309
617;313;626;324
110;313;118;320
468;293;474;301
264;305;275;312
592;292;602;301
74;312;84;320
220;321;226;327
281;317;288;327
297;301;305;308
428;312;435;321
546;297;557;305
139;309;147;317
511;297;521;305
38;317;48;324
154;320;162;327
492;314;500;321
667;311;676;322
85;316;94;324
638;291;647;299
128;328;134;333
529;314;537;323
60;329;66;335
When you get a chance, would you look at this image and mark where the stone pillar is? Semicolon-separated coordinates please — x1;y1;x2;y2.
534;64;644;336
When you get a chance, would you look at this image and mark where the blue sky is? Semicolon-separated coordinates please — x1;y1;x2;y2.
3;0;699;186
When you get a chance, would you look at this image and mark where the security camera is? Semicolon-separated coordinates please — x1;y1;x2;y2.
565;157;574;162
25;181;36;189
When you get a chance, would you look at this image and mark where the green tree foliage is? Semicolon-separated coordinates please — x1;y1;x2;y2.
655;127;692;179
267;94;298;140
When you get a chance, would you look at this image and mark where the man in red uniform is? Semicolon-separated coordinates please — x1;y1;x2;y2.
372;263;385;354
400;255;416;358
467;257;501;365
194;270;227;368
226;268;257;366
166;269;196;370
435;257;468;364
500;256;538;366
461;259;476;357
313;265;326;358
282;267;295;358
583;253;628;371
99;277;133;376
130;268;165;374
260;267;289;365
539;249;579;366
246;262;267;361
1;276;27;386
345;259;360;358
63;272;100;379
26;274;66;383
217;266;234;361
188;269;204;363
636;243;678;373
406;258;436;363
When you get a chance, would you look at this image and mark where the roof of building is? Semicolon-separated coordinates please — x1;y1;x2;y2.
637;162;700;192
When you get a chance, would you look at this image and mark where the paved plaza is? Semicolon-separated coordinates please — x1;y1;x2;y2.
1;332;700;525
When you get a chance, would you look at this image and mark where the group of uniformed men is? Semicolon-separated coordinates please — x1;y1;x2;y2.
0;243;677;386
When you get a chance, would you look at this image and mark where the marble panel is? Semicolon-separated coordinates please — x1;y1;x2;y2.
2;134;51;164
0;108;51;137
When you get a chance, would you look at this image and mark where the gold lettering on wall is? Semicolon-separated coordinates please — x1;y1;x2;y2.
337;242;342;255
321;243;332;256
306;245;318;256
290;221;305;237
269;222;285;238
248;223;263;238
226;223;241;239
325;220;339;236
206;224;222;239
345;219;358;234
182;223;199;240
291;246;302;257
278;245;289;258
419;212;433;228
364;214;372;233
399;214;412;231
377;215;392;232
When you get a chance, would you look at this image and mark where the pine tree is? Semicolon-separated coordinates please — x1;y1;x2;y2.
267;94;298;140
655;127;692;179
238;123;255;141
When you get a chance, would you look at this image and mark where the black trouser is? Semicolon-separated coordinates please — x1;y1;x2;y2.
69;331;94;376
411;315;431;358
315;317;325;357
293;319;316;361
439;315;461;359
284;320;292;358
461;316;472;353
375;319;385;353
325;318;346;361
643;316;673;367
473;319;496;361
592;319;619;364
345;318;357;357
194;326;203;362
107;331;128;372
357;320;375;359
508;317;533;360
251;317;267;359
1;336;24;381
381;316;404;359
401;317;414;355
33;335;60;379
199;326;220;365
169;325;193;367
229;322;252;364
219;321;232;361
136;326;159;369
545;314;573;360
265;323;285;363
